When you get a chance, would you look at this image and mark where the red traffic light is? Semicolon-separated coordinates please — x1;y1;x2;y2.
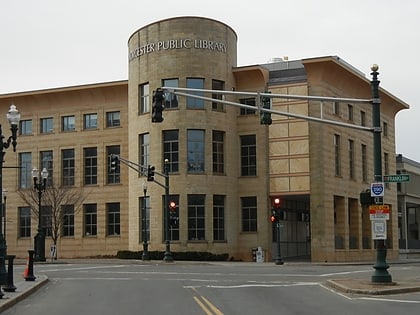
273;198;280;205
169;201;176;210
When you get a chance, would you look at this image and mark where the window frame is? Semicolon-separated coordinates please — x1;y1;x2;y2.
84;204;97;236
62;115;76;132
19;119;32;135
19;207;31;238
40;117;54;133
186;78;205;109
84;147;98;185
139;83;150;114
106;111;120;128
241;196;257;232
187;129;205;173
107;202;120;236
62;149;75;186
240;134;257;176
84;113;98;130
163;130;179;173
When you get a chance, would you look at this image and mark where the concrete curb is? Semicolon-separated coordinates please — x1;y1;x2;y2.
0;275;48;313
326;279;420;295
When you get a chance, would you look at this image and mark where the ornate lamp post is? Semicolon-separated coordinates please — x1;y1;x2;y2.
2;189;6;245
142;181;150;261
370;65;392;283
0;104;20;290
32;167;49;262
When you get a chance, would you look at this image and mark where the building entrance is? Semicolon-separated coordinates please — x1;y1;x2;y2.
272;195;311;259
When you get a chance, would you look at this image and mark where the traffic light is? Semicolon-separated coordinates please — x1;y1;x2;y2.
271;209;277;223
110;154;119;173
169;201;178;226
147;165;155;181
152;88;165;123
260;92;272;125
271;197;281;222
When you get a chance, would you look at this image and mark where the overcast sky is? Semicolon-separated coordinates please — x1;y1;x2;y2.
1;0;419;161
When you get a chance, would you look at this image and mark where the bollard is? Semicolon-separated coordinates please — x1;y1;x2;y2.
24;250;36;281
3;255;16;292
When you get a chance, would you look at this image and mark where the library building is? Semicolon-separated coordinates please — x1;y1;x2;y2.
0;16;409;262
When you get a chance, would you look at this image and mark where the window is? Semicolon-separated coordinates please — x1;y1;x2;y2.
140;195;150;243
84;113;97;129
19;207;31;237
40;117;53;133
213;195;225;241
84;204;97;236
62;205;74;237
187;129;205;173
188;194;205;240
241;196;257;232
139;133;150;173
348;104;353;121
106;111;120;127
42;206;52;237
107;145;120;184
361;144;367;182
334;134;341;176
168;195;179;241
139;83;150;114
62;149;75;186
84;147;97;185
107;203;120;236
212;130;224;174
383;122;388;137
186;78;204;109
348;140;354;179
212;80;224;111
162;79;178;109
19;120;32;135
163;130;179;173
333;101;340;116
240;135;256;176
240;98;256;115
41;150;53;187
384;152;390;188
62;115;75;131
19;152;32;189
360;110;366;126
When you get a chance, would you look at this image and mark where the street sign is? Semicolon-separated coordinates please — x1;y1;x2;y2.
370;182;384;197
369;204;390;220
372;221;387;240
383;174;410;183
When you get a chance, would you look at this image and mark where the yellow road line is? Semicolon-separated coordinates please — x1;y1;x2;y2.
191;288;224;315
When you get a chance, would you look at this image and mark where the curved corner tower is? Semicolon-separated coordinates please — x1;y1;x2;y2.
127;17;240;255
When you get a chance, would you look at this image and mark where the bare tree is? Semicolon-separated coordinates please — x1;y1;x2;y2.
18;186;89;257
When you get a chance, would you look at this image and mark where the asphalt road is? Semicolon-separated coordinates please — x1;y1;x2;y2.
3;261;420;315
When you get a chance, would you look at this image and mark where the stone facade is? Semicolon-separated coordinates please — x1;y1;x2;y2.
0;17;409;262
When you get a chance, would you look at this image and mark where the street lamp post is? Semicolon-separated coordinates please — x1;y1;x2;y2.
142;181;150;261
32;167;49;262
370;65;392;283
2;189;6;247
0;104;20;291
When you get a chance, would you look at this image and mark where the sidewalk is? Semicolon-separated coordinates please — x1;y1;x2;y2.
0;274;48;313
326;278;420;295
